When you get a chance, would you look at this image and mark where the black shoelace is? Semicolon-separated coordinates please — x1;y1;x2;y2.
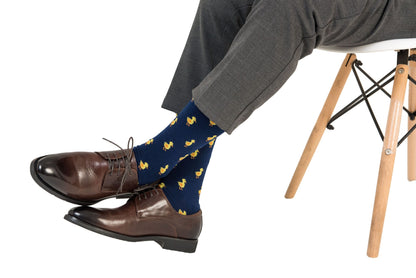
102;137;135;196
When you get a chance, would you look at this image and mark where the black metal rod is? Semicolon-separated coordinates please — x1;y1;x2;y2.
356;65;396;99
356;64;413;117
398;122;416;147
327;69;395;128
352;65;385;141
409;75;416;86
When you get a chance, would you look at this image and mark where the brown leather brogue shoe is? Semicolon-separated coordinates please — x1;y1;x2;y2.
30;138;141;205
64;188;203;253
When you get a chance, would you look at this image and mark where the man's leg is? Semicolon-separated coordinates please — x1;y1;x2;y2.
162;0;256;113
191;0;413;134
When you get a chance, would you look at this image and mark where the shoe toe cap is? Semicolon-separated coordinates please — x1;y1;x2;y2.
34;154;79;190
68;206;107;227
36;155;64;181
69;206;96;220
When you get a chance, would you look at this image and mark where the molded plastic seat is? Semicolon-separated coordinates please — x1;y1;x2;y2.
318;38;416;53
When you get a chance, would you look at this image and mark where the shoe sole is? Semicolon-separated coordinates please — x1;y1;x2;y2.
30;156;133;206
64;214;198;253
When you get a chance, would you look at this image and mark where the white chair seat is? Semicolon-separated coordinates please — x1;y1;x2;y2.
318;38;416;53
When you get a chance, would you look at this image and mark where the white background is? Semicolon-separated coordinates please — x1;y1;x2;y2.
1;1;416;277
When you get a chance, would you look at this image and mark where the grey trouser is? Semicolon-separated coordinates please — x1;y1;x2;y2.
162;0;416;134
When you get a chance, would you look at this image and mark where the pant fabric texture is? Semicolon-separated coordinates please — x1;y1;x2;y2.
162;0;416;134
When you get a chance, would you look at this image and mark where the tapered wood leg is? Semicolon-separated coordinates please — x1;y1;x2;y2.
285;54;356;198
408;49;416;181
367;64;409;258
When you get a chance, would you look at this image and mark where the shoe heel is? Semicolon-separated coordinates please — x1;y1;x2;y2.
155;237;198;253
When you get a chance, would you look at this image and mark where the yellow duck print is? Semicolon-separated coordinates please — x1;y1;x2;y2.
163;141;174;151
209;120;216;127
184;139;196;147
179;154;189;162
190;150;199;159
170;117;178;127
206;135;217;142
198;189;201;195
208;139;215;148
158;182;166;189
186;116;197;126
145;138;154;145
195;168;204;179
159;165;169;175
178;209;187;216
138;160;149;170
178;179;187;190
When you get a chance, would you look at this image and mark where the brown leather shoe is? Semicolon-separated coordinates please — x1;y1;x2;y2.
30;138;140;205
64;188;203;253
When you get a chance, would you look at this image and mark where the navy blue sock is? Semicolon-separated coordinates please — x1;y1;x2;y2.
157;143;215;215
133;100;223;186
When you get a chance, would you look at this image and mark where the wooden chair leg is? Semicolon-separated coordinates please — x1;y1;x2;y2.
285;54;356;199
367;63;409;258
408;49;416;181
